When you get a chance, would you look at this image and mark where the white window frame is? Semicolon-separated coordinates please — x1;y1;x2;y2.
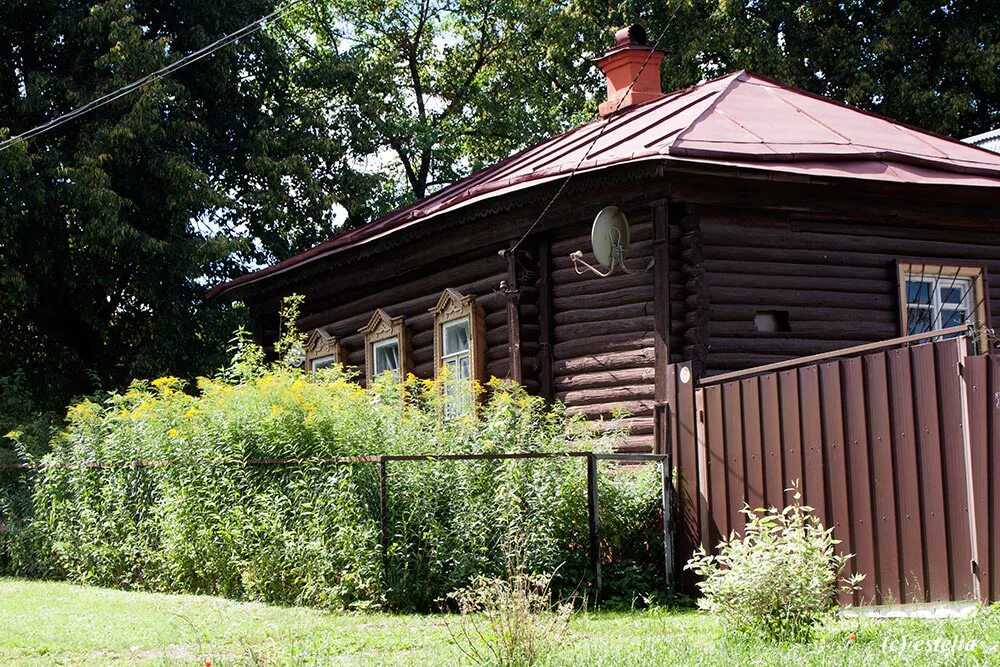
372;337;401;379
441;318;472;379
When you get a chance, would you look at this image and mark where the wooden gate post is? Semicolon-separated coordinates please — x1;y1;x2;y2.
956;336;984;603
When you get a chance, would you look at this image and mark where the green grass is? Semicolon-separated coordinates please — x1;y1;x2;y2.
0;578;997;666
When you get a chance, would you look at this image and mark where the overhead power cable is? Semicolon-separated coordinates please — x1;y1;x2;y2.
507;5;684;255
0;0;306;153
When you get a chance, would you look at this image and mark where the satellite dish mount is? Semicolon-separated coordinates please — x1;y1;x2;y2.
570;206;635;277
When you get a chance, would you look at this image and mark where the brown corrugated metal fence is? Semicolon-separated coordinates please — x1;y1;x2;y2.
668;335;998;605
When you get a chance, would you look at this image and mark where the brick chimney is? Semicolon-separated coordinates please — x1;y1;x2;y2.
597;25;666;118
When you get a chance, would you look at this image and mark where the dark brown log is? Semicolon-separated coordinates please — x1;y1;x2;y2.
554;316;653;343
709;273;893;295
552;348;655;374
554;367;656;391
565;400;655;419
557;385;655;406
707;304;898;323
554;302;651;326
708;286;895;310
703;259;892;280
552;285;654;312
707;321;898;340
551;272;653;298
553;332;656;360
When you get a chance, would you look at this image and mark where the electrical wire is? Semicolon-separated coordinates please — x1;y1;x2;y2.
507;5;685;255
0;0;307;153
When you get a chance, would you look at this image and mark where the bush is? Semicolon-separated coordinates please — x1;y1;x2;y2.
684;487;863;643
1;325;667;611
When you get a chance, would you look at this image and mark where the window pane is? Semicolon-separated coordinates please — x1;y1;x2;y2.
311;355;335;371
940;280;969;305
942;308;967;328
906;280;932;305
374;339;399;376
907;307;933;334
443;319;470;356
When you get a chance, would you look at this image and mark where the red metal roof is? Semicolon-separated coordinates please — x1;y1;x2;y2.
211;70;1000;299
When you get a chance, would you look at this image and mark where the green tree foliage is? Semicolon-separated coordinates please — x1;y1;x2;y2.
0;1;364;410
279;0;602;212
620;0;998;139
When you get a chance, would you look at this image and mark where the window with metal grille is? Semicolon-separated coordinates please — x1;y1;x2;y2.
897;262;988;349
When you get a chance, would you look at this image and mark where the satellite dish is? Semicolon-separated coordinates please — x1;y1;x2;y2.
569;206;637;278
592;206;630;268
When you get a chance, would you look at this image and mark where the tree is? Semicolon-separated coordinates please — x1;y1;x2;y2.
629;0;999;139
0;0;362;409
279;0;602;216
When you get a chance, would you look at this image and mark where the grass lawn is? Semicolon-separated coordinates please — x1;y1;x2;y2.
0;578;997;666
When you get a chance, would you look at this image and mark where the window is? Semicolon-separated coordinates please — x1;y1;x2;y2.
431;289;485;415
360;309;410;386
310;355;336;372
372;338;401;378
897;262;989;348
303;329;340;372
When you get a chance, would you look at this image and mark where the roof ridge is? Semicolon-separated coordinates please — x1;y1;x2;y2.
667;70;748;151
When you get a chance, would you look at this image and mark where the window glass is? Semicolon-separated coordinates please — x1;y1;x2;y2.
373;338;400;378
904;274;974;335
443;319;470;358
310;355;336;372
440;317;472;416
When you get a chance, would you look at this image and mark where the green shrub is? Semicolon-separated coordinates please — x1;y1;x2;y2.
684;487;864;643
2;329;667;611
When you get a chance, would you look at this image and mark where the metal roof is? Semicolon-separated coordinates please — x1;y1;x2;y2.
211;70;1000;299
964;128;1000;153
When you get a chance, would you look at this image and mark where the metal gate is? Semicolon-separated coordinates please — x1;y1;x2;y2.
666;328;999;605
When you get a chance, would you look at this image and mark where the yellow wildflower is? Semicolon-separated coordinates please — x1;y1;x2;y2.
184;407;199;418
167;428;179;438
270;405;286;417
151;376;181;395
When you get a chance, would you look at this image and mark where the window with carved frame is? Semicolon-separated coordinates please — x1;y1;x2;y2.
303;328;341;372
431;289;485;415
359;309;410;385
897;261;989;350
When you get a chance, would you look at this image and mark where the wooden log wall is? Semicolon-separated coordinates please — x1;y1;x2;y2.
296;250;510;384
547;209;657;452
698;207;1000;375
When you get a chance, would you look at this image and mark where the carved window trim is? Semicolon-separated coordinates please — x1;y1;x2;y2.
896;260;990;350
430;288;486;386
303;328;341;372
359;309;410;385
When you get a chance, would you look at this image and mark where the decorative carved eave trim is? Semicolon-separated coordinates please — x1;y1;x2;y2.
360;309;410;385
304;328;340;369
431;289;486;385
